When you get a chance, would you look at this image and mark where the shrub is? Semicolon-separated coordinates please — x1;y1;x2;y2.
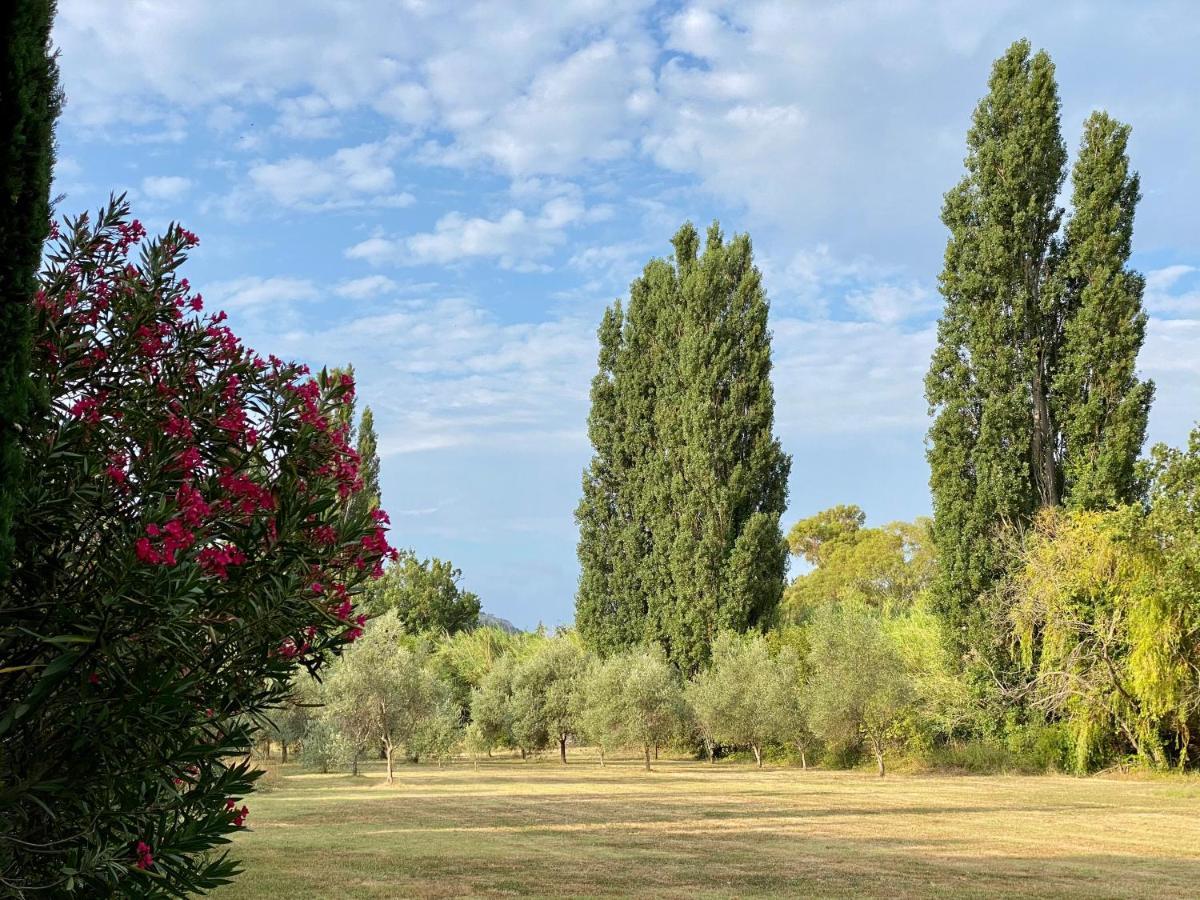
0;198;395;895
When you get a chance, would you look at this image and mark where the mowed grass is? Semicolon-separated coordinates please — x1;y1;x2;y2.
214;752;1200;899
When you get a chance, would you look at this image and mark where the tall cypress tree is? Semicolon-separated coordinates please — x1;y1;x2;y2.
576;302;646;654
926;40;1152;655
576;223;790;672
353;405;382;516
1055;112;1153;509
0;0;60;579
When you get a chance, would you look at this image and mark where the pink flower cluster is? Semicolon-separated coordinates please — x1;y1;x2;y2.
134;840;154;870
217;467;275;517
197;543;248;580
225;799;248;827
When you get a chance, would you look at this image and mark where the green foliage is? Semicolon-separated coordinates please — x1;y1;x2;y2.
1056;113;1153;510
885;600;980;741
807;604;914;776
298;718;352;774
1008;443;1200;773
323;612;454;781
925;40;1151;670
785;504;865;565
0;201;394;895
616;645;687;769
576;222;790;672
0;0;60;580
365;552;481;635
433;625;522;718
783;512;935;621
576;654;629;764
686;631;807;767
469;651;522;754
350;405;381;522
509;634;589;762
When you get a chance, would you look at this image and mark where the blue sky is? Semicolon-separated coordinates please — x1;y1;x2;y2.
52;1;1200;629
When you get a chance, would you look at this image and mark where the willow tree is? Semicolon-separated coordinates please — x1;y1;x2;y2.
576;223;790;672
926;39;1151;656
0;0;60;578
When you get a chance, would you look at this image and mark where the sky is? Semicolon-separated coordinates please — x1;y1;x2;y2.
52;1;1200;630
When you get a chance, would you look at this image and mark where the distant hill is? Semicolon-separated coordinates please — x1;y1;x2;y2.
477;612;521;634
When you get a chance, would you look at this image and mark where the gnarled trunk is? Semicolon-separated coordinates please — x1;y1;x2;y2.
559;736;567;764
643;744;652;772
752;744;762;768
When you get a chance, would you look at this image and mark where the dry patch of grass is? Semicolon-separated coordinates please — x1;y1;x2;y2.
214;752;1200;899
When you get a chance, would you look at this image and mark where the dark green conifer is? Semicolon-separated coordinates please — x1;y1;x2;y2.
0;0;60;578
577;223;790;672
926;40;1152;657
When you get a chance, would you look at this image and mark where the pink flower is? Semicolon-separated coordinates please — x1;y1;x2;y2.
226;800;249;827
134;841;154;870
135;538;162;565
163;414;193;440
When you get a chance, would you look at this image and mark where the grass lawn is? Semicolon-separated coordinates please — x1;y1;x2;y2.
213;753;1200;898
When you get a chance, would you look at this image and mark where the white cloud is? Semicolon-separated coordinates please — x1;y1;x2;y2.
206;276;319;312
140;175;192;202
274;93;341;139
1145;265;1199;317
346;195;589;269
335;275;400;300
1142;316;1200;446
245;296;598;455
772;318;936;436
247;139;414;210
845;283;938;324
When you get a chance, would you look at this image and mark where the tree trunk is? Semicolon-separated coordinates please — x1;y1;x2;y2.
705;738;715;764
264;738;271;758
351;752;359;776
281;741;288;764
875;745;886;778
643;744;652;772
385;743;394;784
559;736;567;764
752;744;762;768
799;747;807;770
598;746;605;767
1031;357;1059;508
520;746;526;761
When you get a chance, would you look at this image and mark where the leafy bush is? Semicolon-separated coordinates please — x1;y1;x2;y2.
0;198;395;896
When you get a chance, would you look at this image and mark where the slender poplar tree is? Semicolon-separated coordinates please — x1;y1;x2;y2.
354;405;382;516
0;0;60;579
926;40;1152;656
1054;112;1153;509
576;223;790;672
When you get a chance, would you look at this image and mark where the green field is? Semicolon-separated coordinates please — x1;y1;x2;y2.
213;754;1200;898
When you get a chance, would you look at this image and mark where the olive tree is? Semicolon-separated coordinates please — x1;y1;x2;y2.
509;634;590;763
807;604;913;776
323;611;445;783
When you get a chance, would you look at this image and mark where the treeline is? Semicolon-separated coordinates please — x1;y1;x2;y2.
266;610;926;778
565;38;1199;774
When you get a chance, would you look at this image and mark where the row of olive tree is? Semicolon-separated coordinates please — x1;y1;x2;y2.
272;601;930;777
